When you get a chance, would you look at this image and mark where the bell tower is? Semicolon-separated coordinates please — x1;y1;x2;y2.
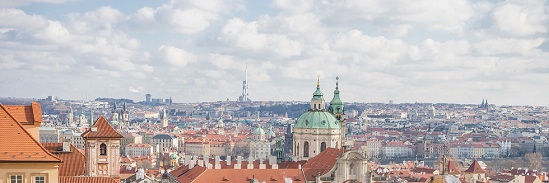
82;116;123;178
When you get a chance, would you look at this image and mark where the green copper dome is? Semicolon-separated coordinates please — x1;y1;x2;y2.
170;153;179;160
294;111;340;129
252;125;265;135
312;76;324;101
328;77;344;115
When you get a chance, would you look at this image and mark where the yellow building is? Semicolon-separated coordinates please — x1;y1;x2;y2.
0;103;61;183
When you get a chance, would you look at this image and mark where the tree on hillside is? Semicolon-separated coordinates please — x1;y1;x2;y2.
524;153;542;170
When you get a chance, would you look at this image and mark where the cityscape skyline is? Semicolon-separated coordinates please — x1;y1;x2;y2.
1;0;548;105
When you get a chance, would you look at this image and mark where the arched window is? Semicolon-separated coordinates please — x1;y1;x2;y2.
320;142;326;152
304;141;309;157
100;143;107;155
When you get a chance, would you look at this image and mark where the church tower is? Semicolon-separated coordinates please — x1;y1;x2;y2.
161;109;168;128
82;116;123;178
217;118;224;135
292;77;341;161
121;102;129;126
328;77;346;148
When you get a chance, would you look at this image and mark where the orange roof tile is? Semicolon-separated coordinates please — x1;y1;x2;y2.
3;102;42;125
82;116;123;139
170;166;305;183
302;148;343;180
42;143;85;176
58;176;118;183
0;104;61;162
463;160;485;174
447;161;461;175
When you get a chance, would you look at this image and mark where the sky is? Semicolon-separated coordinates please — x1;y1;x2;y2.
0;0;548;105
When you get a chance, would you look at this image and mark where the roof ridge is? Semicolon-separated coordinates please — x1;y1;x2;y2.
0;104;61;162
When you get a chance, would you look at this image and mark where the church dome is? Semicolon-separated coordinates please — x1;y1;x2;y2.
252;125;265;135
294;111;340;129
169;153;179;160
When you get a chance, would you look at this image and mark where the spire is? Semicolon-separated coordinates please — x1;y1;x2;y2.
316;74;320;89
310;75;325;111
239;65;250;102
329;76;344;115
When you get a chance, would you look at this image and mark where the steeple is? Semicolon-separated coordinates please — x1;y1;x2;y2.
238;66;250;102
329;76;344;117
310;75;325;111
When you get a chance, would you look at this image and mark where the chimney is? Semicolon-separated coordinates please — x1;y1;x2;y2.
234;156;242;169
185;155;191;166
215;156;221;169
268;156;276;166
62;140;71;152
198;159;204;167
247;156;254;169
298;164;302;169
259;158;266;169
226;156;232;166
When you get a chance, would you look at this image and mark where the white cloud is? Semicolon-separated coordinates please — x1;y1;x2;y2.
158;45;197;67
128;0;240;34
220;18;302;57
474;38;545;55
492;0;548;36
128;86;139;93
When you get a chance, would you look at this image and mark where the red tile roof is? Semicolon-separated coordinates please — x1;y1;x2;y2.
0;104;61;162
463;160;485;174
42;143;86;176
58;176;118;183
170;166;305;183
82;116;123;139
3;102;42;125
302;148;343;180
447;161;461;175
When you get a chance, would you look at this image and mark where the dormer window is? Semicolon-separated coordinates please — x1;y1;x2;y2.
100;143;107;155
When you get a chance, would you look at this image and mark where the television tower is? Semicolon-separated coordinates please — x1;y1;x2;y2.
238;66;250;102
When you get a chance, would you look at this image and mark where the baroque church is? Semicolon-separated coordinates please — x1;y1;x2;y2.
292;77;372;182
292;77;347;161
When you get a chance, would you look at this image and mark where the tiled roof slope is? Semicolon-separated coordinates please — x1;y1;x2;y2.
42;143;85;176
3;102;42;125
170;166;305;183
447;161;461;175
302;148;343;181
59;177;118;183
464;160;485;173
0;104;61;162
82;116;123;139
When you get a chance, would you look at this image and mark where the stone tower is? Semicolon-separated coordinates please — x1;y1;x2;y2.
82;116;123;178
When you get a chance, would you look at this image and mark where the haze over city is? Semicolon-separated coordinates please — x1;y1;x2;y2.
1;0;548;105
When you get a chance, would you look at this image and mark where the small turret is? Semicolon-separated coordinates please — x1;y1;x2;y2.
328;76;344;118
